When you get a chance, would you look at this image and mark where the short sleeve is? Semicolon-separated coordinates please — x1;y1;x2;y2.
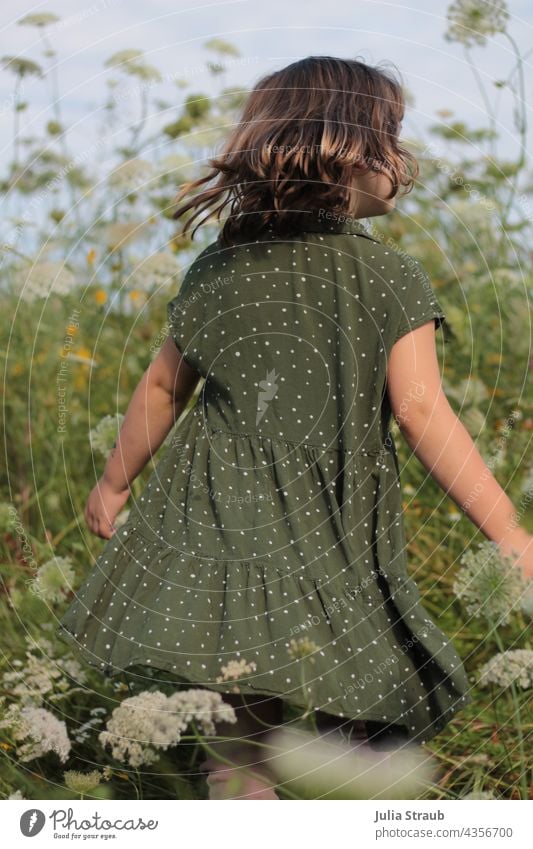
166;268;206;376
393;257;453;345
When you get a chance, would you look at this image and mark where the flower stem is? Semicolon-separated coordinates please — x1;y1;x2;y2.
490;621;529;800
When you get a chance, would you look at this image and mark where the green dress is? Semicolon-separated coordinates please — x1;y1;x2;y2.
57;210;471;745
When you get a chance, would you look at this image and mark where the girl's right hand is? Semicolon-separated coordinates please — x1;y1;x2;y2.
85;477;130;539
496;528;533;581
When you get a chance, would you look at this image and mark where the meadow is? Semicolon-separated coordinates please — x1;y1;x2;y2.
1;4;532;800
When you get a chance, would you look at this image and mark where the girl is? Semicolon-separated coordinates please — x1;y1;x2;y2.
58;56;533;801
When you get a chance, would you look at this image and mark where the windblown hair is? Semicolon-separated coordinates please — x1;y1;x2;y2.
171;55;418;246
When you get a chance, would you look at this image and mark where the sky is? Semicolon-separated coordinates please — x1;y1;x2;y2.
0;0;532;174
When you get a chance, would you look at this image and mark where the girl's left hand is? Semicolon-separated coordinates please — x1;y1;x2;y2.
85;477;131;539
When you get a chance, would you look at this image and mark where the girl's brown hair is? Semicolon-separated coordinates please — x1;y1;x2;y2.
171;55;418;246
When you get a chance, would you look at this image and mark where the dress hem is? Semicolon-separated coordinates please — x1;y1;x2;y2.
56;620;471;747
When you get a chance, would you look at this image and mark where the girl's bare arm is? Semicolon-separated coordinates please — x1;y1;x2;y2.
102;336;200;492
386;321;533;578
85;336;201;538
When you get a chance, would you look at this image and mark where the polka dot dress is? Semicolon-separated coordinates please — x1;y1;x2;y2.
57;210;471;745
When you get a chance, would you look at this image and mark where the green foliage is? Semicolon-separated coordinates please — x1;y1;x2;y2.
1;10;533;802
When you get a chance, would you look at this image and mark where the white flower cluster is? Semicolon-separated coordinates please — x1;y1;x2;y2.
29;556;76;604
445;0;509;47
99;689;237;767
8;789;26;799
104;219;152;250
453;540;529;625
446;198;494;232
64;769;103;794
478;650;533;690
107;158;155;193
1;635;87;706
129;252;182;292
14;260;76;301
89;413;124;459
216;658;257;682
0;702;71;763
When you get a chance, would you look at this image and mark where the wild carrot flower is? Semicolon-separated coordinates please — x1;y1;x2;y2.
15;260;76;301
215;657;257;692
99;689;237;767
130;252;182;291
520;582;533;618
89;413;124;458
18;12;59;27
107;158;154;193
104;220;151;250
453;540;527;625
287;637;320;662
1;635;87;706
216;658;257;683
477;650;533;690
0;702;71;763
29;556;76;604
445;0;509;47
64;770;103;794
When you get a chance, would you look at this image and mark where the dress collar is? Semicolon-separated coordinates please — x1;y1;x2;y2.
265;209;381;243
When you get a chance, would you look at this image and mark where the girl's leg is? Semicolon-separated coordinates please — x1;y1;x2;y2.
364;719;410;751
314;709;370;750
315;710;411;752
201;691;283;800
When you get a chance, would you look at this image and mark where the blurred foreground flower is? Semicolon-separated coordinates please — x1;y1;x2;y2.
453;540;529;625
29;556;76;604
89;413;125;458
477;650;533;690
0;702;71;763
99;689;237;767
266;726;434;800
